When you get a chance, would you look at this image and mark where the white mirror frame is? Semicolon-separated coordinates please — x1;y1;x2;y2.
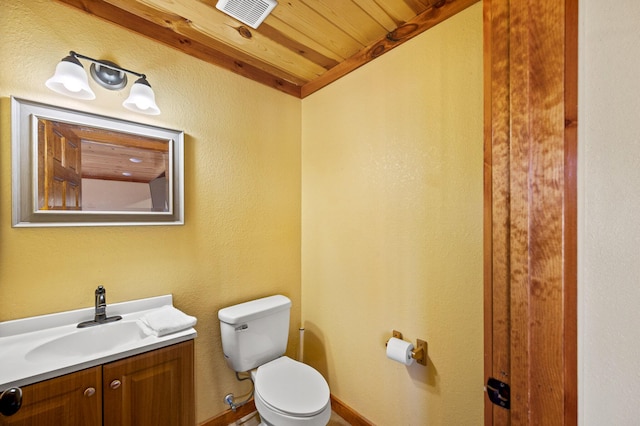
11;97;185;227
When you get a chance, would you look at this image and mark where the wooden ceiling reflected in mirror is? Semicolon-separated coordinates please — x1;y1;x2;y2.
44;120;170;184
82;140;167;183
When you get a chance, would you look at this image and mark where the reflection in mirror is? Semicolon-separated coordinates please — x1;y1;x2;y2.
12;97;184;227
37;118;169;212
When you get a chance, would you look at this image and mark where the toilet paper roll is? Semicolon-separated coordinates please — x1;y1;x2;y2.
386;337;415;366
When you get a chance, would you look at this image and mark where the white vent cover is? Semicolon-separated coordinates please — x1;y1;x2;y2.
216;0;277;29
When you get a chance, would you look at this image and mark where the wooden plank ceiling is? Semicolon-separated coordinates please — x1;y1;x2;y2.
55;0;478;98
52;120;169;183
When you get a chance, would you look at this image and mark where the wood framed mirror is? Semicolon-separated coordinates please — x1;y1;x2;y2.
11;97;184;227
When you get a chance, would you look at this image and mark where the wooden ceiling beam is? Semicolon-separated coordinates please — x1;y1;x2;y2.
54;0;302;97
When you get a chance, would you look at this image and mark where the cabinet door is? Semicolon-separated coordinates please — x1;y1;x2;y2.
103;341;194;426
0;367;101;426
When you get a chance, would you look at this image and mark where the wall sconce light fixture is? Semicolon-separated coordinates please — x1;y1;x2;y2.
46;51;161;115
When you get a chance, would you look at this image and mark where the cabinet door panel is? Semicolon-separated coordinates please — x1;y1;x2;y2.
103;341;194;426
0;367;101;426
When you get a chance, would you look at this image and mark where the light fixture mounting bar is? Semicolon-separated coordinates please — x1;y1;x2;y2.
70;51;146;79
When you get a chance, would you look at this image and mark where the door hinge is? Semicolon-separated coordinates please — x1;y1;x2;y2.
486;377;510;409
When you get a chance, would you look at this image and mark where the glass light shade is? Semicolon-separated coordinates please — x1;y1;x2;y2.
123;78;161;115
45;56;96;100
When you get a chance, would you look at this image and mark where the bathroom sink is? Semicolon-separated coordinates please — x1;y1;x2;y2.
0;295;197;390
25;320;148;363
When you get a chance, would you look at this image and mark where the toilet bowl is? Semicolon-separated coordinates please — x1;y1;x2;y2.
252;356;331;426
218;295;331;426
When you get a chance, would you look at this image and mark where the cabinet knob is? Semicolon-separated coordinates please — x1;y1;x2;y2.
110;380;121;390
0;387;22;416
83;387;96;397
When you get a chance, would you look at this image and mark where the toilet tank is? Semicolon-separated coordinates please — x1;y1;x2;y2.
218;295;292;372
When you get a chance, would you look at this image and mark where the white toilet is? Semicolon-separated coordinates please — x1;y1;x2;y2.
218;295;331;426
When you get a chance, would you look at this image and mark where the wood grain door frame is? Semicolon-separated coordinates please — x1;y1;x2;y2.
483;0;578;424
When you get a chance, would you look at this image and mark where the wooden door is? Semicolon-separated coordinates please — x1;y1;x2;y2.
103;341;194;426
38;119;82;210
0;367;101;426
483;0;578;424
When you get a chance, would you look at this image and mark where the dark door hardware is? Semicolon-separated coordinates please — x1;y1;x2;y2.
486;377;510;410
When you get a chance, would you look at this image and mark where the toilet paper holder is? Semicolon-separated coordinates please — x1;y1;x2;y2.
387;330;428;366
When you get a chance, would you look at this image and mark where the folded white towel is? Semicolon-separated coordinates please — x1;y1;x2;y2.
138;305;197;337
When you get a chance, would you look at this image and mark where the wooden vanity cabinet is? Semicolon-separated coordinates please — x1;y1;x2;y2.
1;340;194;426
103;340;194;426
0;366;102;426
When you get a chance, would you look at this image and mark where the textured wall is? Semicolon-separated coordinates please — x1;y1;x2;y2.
301;4;483;425
0;1;301;422
579;0;640;423
1;1;486;424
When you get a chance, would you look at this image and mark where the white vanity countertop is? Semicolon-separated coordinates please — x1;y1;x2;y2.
0;295;197;389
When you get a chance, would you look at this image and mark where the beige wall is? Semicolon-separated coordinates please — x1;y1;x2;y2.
301;4;483;425
579;0;640;423
1;1;484;424
0;1;301;422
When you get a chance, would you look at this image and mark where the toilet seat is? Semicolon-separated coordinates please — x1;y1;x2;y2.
255;356;330;417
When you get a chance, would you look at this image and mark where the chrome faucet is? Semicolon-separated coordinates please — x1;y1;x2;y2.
78;285;122;328
94;285;107;322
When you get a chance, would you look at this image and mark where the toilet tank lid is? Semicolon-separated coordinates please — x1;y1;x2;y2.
218;295;291;325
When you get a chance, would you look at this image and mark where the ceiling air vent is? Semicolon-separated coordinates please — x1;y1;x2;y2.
216;0;277;29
